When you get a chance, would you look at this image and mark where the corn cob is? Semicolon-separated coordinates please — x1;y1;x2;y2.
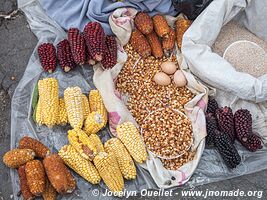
134;12;153;35
3;149;35;168
35;101;42;124
89;90;108;126
64;87;84;129
84;112;105;135
116;122;148;163
152;15;170;38
57;98;68;125
57;39;76;72
19;136;50;158
82;94;90;119
88;133;105;153
42;178;57;200
175;18;192;49
93;152;124;192
25;160;46;195
18;165;35;200
37;78;59;128
37;43;57;73
130;30;151;57
101;35;117;69
162;28;176;57
59;145;101;184
105;138;136;180
146;31;163;58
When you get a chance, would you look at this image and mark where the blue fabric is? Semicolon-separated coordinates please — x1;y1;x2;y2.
40;0;177;35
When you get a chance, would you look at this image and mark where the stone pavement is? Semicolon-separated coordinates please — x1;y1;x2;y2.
0;1;266;199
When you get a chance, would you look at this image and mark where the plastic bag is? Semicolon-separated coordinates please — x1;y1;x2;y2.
172;0;213;20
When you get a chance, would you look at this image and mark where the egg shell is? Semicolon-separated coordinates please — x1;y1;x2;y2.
173;70;187;87
153;72;171;86
161;61;177;75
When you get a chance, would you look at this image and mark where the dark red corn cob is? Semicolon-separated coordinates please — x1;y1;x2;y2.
207;98;219;114
101;35;117;69
83;22;106;61
205;113;218;146
85;44;96;66
241;133;262;152
57;39;76;72
38;43;57;73
68;28;86;65
216;106;235;143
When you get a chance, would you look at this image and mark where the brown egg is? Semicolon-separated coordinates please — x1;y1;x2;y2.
173;70;187;87
153;72;171;86
161;61;177;75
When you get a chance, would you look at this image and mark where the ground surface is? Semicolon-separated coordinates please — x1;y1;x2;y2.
0;1;266;200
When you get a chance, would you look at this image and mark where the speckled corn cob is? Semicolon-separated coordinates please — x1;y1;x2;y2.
130;30;151;57
57;98;68;125
43;154;76;194
18;165;35;200
68;129;100;161
82;94;90;119
162;28;176;57
116;122;148;163
152;15;170;38
64;87;84;129
42;178;57;200
3;149;35;168
93;152;124;192
89;90;107;126
25;160;46;196
84;112;105;135
19;136;50;158
134;12;153;35
105;138;136;180
37;78;59;128
59;145;101;184
146;31;163;58
175;18;192;49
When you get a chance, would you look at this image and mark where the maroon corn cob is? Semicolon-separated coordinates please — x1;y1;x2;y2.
38;43;57;73
57;39;76;72
85;44;96;65
101;35;117;69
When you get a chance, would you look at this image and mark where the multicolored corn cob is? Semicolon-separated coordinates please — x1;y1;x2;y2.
43;154;76;194
3;149;35;168
105;138;136;180
58;145;101;184
146;31;163;58
57;98;68;126
57;39;76;72
68;28;86;65
130;30;151;57
18;165;35;200
37;43;57;73
42;178;57;200
82;94;90;119
25;160;46;196
152;15;170;38
162;28;176;56
134;12;153;35
175;18;192;49
93;152;124;193
84;112;105;135
101;35;117;69
19;136;50;158
116;122;148;163
64;87;84;129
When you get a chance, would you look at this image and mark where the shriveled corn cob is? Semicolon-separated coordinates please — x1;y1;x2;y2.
37;78;59;128
84;112;105;135
68;129;102;161
18;165;35;200
162;28;176;57
3;149;35;168
43;154;76;194
59;145;101;184
93;152;124;193
82;94;90;119
42;178;57;200
64;87;84;129
175;18;192;49
25;160;46;196
116;122;148;163
152;15;170;38
89;90;108;126
19;136;50;158
146;31;163;58
105;138;136;180
57;98;68;125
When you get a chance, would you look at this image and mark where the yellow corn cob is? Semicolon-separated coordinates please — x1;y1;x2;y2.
58;145;101;184
68;129;103;161
88;133;104;153
93;152;124;193
64;87;84;129
105;138;136;180
89;90;108;126
57;98;68;126
37;78;59;128
116;122;148;163
82;94;90;119
83;112;105;135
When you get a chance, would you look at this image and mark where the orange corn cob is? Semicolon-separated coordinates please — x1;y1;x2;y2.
18;165;35;200
175;18;192;49
42;178;57;200
162;28;176;56
130;30;151;57
146;31;163;58
134;12;153;35
152;15;170;38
